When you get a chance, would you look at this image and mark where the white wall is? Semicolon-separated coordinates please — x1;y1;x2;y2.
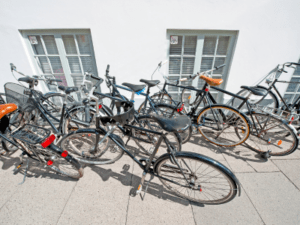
0;0;299;101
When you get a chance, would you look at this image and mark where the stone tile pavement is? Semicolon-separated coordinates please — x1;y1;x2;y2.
0;134;300;225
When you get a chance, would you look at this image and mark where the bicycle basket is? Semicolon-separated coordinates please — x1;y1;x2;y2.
4;83;37;112
100;100;135;125
11;124;51;145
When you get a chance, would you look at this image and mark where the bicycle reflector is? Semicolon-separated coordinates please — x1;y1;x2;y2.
205;88;209;92
99;104;102;109
41;134;56;148
289;116;294;125
61;150;68;158
177;103;184;112
47;160;53;166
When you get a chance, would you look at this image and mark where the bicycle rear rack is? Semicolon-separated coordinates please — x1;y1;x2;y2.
252;104;300;122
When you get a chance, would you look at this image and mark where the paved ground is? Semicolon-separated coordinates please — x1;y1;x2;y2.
1;134;300;225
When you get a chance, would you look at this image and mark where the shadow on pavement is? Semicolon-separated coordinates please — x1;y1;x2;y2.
188;134;267;163
89;144;204;207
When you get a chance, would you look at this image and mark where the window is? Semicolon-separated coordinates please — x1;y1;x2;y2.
283;59;300;103
21;29;99;92
166;30;238;103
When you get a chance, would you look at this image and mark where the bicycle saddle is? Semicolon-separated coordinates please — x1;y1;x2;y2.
58;86;78;94
122;83;146;93
0;104;17;119
240;86;268;96
140;79;160;87
18;76;36;84
199;75;223;86
149;115;191;133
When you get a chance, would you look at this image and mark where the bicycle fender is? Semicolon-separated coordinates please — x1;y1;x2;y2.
153;151;241;196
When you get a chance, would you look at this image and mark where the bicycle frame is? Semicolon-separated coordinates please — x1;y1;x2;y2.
94;116;193;188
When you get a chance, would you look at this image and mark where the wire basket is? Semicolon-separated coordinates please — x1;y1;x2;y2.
4;83;37;112
11;124;51;145
252;104;300;121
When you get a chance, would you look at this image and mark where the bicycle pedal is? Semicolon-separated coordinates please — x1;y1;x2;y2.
13;162;23;172
136;184;143;195
261;150;271;159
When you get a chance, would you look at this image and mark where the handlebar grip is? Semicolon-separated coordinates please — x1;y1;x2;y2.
179;78;188;82
215;64;226;70
106;65;110;75
10;63;16;71
91;75;101;80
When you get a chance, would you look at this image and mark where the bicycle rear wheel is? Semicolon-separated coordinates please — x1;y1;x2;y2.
59;129;124;164
197;104;250;147
245;112;298;156
155;152;238;204
26;143;83;179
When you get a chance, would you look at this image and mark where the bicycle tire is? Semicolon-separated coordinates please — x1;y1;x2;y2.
154;152;238;204
244;112;298;156
197;104;251;147
140;103;192;144
59;129;125;164
132;115;181;156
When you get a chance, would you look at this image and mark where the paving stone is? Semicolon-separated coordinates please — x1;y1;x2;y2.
0;160;78;225
57;155;134;225
126;161;195;225
192;186;263;225
220;145;279;172
272;159;300;190
237;173;300;225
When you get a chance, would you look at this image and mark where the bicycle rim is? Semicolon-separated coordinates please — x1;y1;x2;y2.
60;131;124;164
197;105;250;147
156;155;237;204
245;112;298;156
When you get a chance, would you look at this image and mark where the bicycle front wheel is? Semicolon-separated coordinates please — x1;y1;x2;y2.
59;129;124;164
155;152;238;204
197;105;250;147
245;112;298;156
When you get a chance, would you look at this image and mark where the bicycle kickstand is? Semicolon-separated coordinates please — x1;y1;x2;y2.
136;172;154;200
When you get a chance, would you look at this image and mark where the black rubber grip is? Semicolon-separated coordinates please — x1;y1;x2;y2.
91;75;101;80
106;65;110;75
216;64;226;70
10;63;16;71
50;79;62;83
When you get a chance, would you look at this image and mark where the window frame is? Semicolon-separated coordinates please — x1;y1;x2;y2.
165;29;238;103
20;29;98;92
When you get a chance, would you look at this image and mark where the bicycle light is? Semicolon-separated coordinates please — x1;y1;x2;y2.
47;160;53;166
61;150;68;158
177;103;184;112
41;134;56;148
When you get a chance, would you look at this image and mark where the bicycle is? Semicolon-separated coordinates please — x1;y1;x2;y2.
178;69;299;157
59;95;241;204
0;103;83;179
146;62;251;147
96;65;191;144
229;62;300;130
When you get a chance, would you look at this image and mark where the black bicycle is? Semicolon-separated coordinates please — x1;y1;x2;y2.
59;96;240;204
94;65;191;144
